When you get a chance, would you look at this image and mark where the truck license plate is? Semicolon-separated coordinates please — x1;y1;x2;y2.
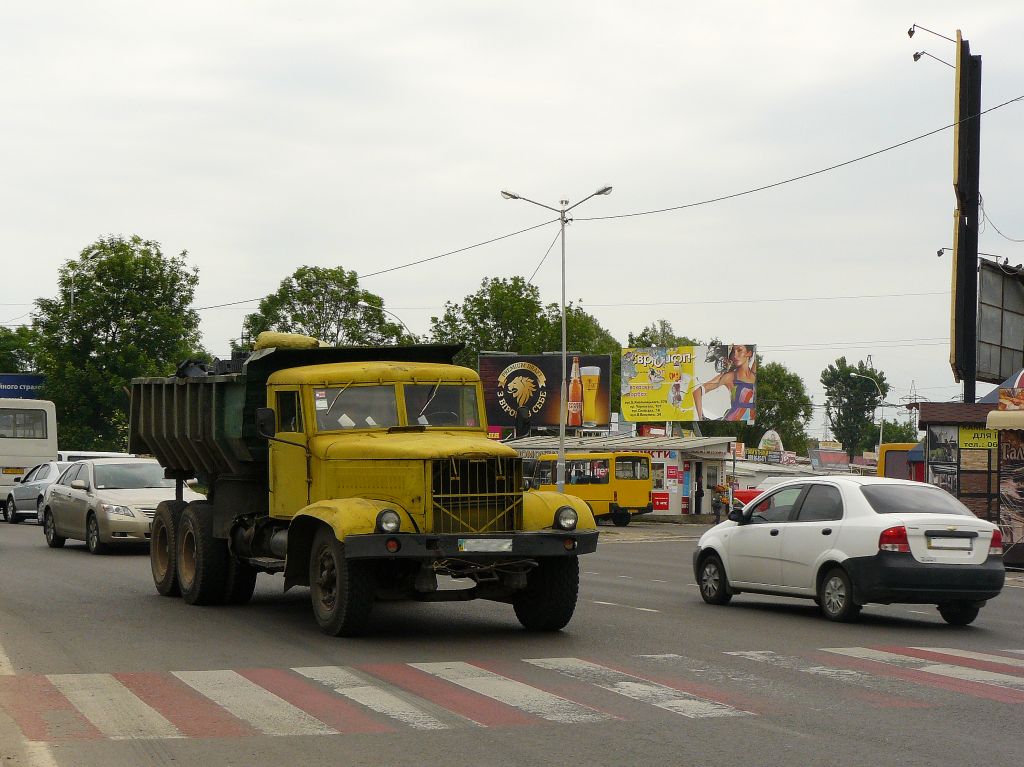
458;539;513;553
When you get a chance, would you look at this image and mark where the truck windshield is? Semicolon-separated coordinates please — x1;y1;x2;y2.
403;384;480;427
314;386;399;430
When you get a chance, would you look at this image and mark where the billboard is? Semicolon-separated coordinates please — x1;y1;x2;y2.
620;345;756;423
976;262;1024;384
478;354;612;428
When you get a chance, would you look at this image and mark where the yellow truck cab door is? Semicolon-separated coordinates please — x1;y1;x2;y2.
268;387;310;519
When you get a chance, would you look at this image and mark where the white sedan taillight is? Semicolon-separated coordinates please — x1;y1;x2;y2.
878;525;910;553
990;528;1003;557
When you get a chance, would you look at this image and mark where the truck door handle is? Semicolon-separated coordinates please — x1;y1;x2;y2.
822;528;833;536
770;529;779;536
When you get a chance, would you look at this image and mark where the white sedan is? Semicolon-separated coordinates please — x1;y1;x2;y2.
693;476;1005;625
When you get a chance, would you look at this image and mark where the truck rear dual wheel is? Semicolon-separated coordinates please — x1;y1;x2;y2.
513;557;580;631
309;526;374;636
177;502;229;606
151;500;188;597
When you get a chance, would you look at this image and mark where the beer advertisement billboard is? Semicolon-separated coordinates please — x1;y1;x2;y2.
478;354;612;428
620;344;756;423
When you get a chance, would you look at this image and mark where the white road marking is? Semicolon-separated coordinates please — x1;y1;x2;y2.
174;670;335;736
21;743;59;767
1002;649;1024;655
525;657;749;718
907;610;929;615
411;661;609;724
821;648;1024;691
909;647;1024;669
591;600;661;613
727;650;877;685
0;642;13;675
583;571;600;575
47;674;181;740
293;666;449;730
651;579;668;583
617;575;633;579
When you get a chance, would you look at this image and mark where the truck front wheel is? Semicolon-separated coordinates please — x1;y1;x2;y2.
513;557;579;631
309;527;374;636
177;502;228;606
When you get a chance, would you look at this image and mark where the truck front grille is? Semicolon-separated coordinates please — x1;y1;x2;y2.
430;457;523;534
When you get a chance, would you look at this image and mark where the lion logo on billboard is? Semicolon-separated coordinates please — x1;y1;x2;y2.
507;375;536;407
495;361;548;419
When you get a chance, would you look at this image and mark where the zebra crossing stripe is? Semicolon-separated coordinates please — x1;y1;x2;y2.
820;648;1024;703
173;670;336;736
293;666;449;730
46;674;180;740
0;675;102;742
524;658;749;718
114;672;257;739
410;661;610;724
898;647;1024;673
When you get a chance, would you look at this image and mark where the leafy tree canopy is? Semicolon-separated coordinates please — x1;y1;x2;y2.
627;319;698;348
240;265;408;349
820;357;890;459
0;326;36;372
33;235;203;450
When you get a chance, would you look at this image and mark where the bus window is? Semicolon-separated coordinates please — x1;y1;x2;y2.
536;460;555;485
615;457;650;480
0;408;48;439
567;459;609;485
0;399;58;490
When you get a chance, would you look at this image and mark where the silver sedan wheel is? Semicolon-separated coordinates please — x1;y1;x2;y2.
823;575;847;615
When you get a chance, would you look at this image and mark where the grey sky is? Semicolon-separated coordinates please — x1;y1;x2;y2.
3;2;1022;439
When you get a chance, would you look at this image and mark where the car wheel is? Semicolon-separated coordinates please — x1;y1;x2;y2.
513;557;580;632
44;510;65;548
177;502;229;606
938;601;980;626
818;567;861;622
0;499;7;522
36;498;45;524
86;513;108;555
6;497;20;524
309;526;374;636
698;553;733;605
151;500;187;597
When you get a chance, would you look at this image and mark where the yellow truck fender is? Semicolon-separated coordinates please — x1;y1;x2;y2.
283;498;417;591
523;490;597;532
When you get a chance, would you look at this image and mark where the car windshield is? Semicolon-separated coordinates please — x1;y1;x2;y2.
860;484;973;516
94;463;174;490
314;385;399;430
403;384;480;427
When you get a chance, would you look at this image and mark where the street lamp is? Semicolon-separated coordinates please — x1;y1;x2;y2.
501;185;613;492
357;301;419;343
850;372;885;456
912;50;954;68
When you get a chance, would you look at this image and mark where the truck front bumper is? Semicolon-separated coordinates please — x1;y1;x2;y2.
343;530;599;560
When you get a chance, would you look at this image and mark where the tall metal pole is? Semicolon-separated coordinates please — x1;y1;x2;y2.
557;204;568;493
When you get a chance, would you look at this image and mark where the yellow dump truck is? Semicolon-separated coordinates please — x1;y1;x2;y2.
129;341;597;636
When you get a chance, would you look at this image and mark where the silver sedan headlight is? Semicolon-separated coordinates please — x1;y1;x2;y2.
554;506;578;531
101;503;134;517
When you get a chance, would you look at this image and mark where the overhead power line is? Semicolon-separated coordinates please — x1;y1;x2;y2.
576;94;1024;223
586;290;946;308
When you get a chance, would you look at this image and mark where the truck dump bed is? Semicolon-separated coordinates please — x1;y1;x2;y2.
128;344;462;481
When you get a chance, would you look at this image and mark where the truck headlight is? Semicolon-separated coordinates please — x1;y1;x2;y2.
101;504;134;517
377;509;401;533
554;506;578;531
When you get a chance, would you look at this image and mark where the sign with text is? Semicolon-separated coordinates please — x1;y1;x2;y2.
621;345;756;423
958;427;997;449
478;354;611;428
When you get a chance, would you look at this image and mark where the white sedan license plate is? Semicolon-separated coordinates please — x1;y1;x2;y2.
927;537;972;550
458;538;513;553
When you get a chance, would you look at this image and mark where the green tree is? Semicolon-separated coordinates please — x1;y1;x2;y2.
820;357;890;459
33;235;204;450
429;276;548;368
701;359;814;454
880;418;920;446
0;326;36;372
627;319;698;348
240;265;407;348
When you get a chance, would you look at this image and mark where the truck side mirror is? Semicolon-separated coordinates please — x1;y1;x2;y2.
255;407;276;438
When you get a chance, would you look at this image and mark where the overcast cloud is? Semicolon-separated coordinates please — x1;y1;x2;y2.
3;1;1022;438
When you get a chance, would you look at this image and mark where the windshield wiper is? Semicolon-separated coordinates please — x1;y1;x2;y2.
417;379;443;419
327;382;352;414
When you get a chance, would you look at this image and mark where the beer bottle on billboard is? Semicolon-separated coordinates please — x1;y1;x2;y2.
567;356;583;427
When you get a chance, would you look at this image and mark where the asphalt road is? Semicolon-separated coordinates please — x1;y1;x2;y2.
1;520;1021;767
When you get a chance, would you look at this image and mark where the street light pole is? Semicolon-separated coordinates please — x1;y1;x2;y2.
851;372;885;456
501;186;612;492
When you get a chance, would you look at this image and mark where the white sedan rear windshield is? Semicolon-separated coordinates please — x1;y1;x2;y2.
861;485;972;516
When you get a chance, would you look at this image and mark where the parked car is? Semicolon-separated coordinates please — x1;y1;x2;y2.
692;476;1005;625
55;450;133;462
3;461;72;523
42;458;201;554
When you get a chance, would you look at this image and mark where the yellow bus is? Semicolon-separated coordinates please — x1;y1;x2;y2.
533;452;653;527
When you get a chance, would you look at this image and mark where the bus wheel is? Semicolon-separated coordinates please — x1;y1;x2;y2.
612;512;631;527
